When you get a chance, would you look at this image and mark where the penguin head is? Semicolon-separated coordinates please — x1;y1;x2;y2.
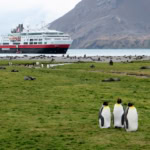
103;102;108;106
128;103;134;107
117;98;122;104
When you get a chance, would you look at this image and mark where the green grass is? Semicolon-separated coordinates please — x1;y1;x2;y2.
0;60;150;150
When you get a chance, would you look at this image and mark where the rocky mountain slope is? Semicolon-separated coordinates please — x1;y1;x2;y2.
48;0;150;48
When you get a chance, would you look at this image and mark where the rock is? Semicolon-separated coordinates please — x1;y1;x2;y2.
98;57;101;61
0;66;6;69
109;60;113;65
24;76;36;80
102;78;121;82
140;66;150;69
11;69;19;72
90;64;95;68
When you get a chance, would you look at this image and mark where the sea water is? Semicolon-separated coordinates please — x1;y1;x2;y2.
67;49;150;56
0;49;150;57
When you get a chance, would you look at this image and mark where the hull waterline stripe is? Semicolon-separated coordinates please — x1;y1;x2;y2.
0;44;70;49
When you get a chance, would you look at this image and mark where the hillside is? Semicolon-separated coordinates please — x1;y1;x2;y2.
48;0;150;48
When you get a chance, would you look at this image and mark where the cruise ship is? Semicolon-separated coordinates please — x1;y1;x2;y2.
0;24;73;54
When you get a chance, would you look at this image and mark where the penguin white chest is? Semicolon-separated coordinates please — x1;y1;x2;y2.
99;107;111;128
113;104;124;128
126;108;138;132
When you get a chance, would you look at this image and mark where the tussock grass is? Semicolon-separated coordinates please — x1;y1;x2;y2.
0;60;150;150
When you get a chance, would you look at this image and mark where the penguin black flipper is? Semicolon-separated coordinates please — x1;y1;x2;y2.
100;116;104;126
112;114;114;125
99;107;103;119
121;114;124;126
126;118;129;129
124;107;129;129
99;107;104;127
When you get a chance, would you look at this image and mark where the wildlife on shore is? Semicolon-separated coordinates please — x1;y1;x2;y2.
113;98;124;128
99;100;138;132
99;102;111;128
124;103;138;132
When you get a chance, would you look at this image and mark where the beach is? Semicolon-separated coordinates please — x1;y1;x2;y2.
0;54;150;63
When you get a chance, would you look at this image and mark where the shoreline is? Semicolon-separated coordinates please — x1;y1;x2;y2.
0;55;150;63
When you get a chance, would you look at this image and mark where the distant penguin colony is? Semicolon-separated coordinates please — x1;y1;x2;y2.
99;99;138;132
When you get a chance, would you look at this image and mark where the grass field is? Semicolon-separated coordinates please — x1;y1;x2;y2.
0;60;150;150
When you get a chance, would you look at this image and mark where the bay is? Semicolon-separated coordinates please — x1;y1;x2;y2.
0;49;150;57
67;49;150;56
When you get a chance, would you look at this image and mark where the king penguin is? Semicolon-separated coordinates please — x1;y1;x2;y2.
124;103;138;132
99;102;111;128
113;98;124;128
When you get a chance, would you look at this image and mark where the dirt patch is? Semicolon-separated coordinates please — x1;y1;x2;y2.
91;70;150;78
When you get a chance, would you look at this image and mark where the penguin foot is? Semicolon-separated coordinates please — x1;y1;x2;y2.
115;126;122;129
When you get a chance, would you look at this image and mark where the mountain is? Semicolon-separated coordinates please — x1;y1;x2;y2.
48;0;150;48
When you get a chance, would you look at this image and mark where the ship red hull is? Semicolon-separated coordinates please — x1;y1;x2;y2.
0;44;70;54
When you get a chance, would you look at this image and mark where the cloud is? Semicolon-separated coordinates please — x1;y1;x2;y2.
0;0;81;33
0;0;42;12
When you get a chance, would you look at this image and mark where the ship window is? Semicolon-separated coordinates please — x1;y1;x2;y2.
34;39;38;41
39;39;42;41
47;36;61;37
3;43;9;45
55;38;61;40
30;42;33;44
21;33;26;35
34;42;37;44
45;38;51;40
38;42;42;44
29;33;42;35
13;43;20;45
44;42;47;44
24;42;28;45
30;39;33;41
47;32;58;35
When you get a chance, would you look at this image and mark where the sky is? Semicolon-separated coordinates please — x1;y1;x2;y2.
0;0;81;34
